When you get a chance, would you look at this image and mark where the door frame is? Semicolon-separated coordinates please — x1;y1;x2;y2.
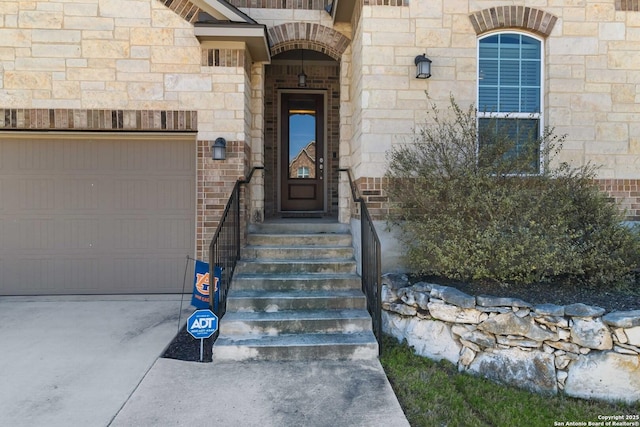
277;89;328;213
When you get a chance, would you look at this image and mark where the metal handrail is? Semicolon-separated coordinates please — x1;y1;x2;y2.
340;168;383;354
208;166;264;320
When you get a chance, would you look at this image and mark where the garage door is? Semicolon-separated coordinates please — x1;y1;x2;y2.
0;133;196;295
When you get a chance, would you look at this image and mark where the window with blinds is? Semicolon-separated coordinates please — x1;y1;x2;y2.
478;33;543;173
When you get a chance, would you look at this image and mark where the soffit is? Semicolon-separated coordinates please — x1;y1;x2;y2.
331;0;356;23
191;0;271;62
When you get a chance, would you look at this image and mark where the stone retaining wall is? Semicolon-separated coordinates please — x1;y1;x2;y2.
381;274;640;403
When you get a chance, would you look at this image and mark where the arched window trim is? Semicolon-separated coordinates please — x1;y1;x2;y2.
477;30;545;174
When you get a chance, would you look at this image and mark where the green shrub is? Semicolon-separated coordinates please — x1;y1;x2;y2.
386;96;640;287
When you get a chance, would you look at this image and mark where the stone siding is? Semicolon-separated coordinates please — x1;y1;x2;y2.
382;274;640;403
348;1;640;183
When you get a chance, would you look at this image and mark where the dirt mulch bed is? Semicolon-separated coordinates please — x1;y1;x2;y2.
416;275;640;313
162;325;215;363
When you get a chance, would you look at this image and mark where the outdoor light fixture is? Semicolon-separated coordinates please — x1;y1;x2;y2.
298;49;307;88
414;54;432;79
212;137;226;160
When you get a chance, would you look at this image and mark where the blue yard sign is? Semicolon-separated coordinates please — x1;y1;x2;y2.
187;309;218;339
187;309;219;362
191;260;221;311
191;260;211;309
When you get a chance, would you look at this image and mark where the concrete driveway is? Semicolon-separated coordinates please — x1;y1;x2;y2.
1;295;410;427
0;295;192;427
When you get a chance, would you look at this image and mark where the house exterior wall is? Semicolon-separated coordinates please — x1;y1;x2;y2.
346;0;640;221
0;0;251;261
4;0;640;271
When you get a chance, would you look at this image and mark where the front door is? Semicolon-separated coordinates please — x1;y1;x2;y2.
280;92;325;212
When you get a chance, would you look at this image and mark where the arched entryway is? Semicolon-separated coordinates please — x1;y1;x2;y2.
263;47;341;218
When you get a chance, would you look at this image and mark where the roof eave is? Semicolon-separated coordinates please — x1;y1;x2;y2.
191;0;257;24
194;23;271;63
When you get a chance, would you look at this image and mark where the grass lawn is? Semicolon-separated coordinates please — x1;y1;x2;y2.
380;336;640;427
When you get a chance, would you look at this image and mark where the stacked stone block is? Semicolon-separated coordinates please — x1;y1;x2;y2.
343;1;640;221
382;274;640;403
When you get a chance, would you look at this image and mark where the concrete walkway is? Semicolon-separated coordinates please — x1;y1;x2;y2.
0;296;409;427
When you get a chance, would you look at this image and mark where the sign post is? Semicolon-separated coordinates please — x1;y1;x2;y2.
187;309;219;362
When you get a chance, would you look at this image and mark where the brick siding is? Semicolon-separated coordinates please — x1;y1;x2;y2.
156;0;200;23
0;108;197;131
268;23;351;61
616;0;640;11
197;139;250;260
600;179;640;221
228;0;330;10
354;177;640;222
264;61;340;218
469;7;558;37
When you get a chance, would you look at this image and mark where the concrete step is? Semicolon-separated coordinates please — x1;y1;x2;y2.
247;233;352;247
214;219;377;362
241;245;354;260
248;221;351;235
236;259;357;275
226;289;366;311
220;309;372;336
212;332;379;361
231;273;362;291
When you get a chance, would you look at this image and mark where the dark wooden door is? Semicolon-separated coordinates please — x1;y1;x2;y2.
280;92;325;211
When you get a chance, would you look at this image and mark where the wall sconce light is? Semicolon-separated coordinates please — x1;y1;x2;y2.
298;49;307;88
212;137;226;160
414;54;432;79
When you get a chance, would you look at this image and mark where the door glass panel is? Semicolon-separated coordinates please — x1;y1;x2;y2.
288;99;316;179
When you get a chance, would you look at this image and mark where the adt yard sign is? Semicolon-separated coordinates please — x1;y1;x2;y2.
187;309;218;339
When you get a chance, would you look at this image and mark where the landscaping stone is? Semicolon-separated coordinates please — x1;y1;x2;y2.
564;303;605;318
459;329;496;348
430;285;475;308
626;326;640;346
383;313;461;364
476;295;531;308
427;301;484;324
414;291;430;311
398;287;417;307
411;282;433;293
496;336;541;348
383;281;640;403
381;284;398;304
534;304;565;317
603;310;640;328
545;341;581;354
478;312;558;342
570;318;613;350
383;302;416;317
459;346;476;366
381;273;409;290
466;348;557;395
613;327;628;344
565;352;640;403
